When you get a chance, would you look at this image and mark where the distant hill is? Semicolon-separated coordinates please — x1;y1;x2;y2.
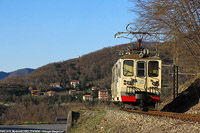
0;72;9;80
0;68;35;80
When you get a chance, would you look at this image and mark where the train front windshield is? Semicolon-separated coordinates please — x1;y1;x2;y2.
137;61;146;77
148;61;159;77
123;60;134;76
123;60;159;77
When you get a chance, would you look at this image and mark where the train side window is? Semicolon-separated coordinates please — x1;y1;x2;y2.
148;61;159;77
112;68;115;83
137;61;146;77
123;60;133;76
116;64;118;79
118;63;121;78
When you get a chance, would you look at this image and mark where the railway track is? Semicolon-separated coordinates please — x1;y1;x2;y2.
121;109;200;123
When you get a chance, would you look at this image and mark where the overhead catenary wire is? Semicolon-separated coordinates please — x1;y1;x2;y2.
115;0;176;41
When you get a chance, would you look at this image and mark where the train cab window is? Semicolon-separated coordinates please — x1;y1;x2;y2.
123;60;133;76
148;61;159;77
112;68;115;83
117;63;121;78
137;61;146;77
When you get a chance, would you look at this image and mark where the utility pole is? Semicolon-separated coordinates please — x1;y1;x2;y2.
173;4;179;99
156;33;158;56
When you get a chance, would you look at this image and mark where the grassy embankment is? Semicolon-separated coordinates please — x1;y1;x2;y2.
71;102;119;133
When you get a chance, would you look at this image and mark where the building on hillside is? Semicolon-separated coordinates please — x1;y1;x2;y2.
98;90;108;101
91;86;100;91
44;91;56;96
50;83;61;88
28;86;33;91
31;90;41;96
28;87;36;94
70;80;80;88
69;89;76;95
83;95;93;101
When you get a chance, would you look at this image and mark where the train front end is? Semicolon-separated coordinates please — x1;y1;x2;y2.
111;53;162;110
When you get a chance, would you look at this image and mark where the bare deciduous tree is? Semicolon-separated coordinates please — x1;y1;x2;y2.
130;0;200;67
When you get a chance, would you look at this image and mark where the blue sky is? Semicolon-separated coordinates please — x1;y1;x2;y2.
0;0;137;72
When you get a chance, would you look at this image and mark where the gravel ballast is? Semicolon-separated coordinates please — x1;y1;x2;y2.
100;110;200;133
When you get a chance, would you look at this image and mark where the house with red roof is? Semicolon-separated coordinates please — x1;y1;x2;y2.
98;90;108;100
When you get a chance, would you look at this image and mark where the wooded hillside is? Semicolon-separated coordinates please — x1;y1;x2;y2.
0;41;198;90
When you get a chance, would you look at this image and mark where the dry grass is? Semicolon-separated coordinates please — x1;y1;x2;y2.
178;74;200;93
0;102;69;125
0;99;113;125
71;102;118;133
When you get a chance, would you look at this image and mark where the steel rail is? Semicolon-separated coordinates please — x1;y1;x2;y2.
121;109;200;123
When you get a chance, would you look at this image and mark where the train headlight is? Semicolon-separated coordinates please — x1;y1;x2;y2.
126;78;137;85
129;78;134;82
155;82;159;86
151;80;159;86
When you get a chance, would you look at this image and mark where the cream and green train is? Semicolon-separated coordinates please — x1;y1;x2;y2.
111;52;162;110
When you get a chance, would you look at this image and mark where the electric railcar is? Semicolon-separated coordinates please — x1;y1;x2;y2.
111;49;162;110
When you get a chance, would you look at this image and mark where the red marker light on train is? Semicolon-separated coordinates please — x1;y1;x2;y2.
124;82;126;85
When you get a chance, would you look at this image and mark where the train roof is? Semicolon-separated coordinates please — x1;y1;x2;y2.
121;54;161;60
